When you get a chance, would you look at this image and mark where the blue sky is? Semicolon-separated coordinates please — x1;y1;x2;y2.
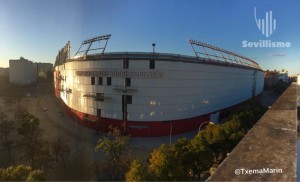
0;0;300;75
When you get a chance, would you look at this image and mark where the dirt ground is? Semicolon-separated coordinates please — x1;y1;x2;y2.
0;80;196;180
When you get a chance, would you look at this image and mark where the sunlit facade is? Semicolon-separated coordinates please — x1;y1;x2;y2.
54;41;264;137
9;57;37;85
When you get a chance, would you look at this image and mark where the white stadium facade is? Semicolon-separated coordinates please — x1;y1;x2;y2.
54;35;264;137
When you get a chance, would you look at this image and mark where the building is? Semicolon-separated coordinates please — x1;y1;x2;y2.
9;57;53;85
9;57;37;85
54;36;264;137
278;69;289;82
264;69;289;89
36;63;53;79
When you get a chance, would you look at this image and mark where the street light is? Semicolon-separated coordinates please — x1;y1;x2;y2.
152;43;156;54
198;121;214;133
169;122;173;146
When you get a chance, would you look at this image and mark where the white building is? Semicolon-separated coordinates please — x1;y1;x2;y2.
9;57;37;85
54;39;264;137
278;69;289;83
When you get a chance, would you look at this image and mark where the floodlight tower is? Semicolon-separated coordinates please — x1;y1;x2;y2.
74;34;111;58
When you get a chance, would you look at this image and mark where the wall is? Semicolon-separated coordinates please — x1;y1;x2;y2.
207;84;297;181
9;57;37;85
55;58;264;122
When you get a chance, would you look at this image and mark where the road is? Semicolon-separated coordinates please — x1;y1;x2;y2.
1;83;197;180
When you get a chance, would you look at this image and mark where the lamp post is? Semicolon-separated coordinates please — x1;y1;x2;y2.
169;122;173;146
198;121;214;133
152;43;156;54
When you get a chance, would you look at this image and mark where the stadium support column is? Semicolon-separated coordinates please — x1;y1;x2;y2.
122;95;128;135
252;71;257;97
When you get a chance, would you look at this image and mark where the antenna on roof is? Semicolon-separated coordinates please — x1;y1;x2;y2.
74;34;111;58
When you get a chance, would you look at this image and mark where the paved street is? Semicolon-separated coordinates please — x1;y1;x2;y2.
0;84;199;180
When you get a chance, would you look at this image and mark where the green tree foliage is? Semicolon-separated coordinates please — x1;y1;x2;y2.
26;170;46;181
202;99;266;163
148;144;169;180
0;120;15;161
0;165;46;181
146;123;241;181
147;138;213;181
190;134;214;180
18;113;42;167
125;159;147;182
127;99;267;181
167;138;192;180
201;124;227;163
17;113;41;138
51;137;71;176
200;120;246;165
0;112;15;161
95;127;129;163
95;126;131;180
14;105;27;126
230;111;255;130
273;79;289;94
222;120;245;151
228;99;267;131
3;96;16;112
18;113;52;170
34;144;53;171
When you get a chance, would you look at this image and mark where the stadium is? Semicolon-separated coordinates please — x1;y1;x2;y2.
54;35;264;137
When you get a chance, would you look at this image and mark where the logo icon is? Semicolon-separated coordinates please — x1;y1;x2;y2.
254;7;276;38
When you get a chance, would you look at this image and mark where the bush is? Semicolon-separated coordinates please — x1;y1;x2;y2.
0;165;45;181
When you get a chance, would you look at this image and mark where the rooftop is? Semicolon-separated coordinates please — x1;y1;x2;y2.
208;83;297;181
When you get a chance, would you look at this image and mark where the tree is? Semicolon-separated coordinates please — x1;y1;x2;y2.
95;126;131;180
0;165;46;181
18;113;42;167
148;144;169;181
202;124;227;163
200;120;245;165
167;138;191;180
95;126;129;163
17;113;41;138
226;99;266;131
0;116;15;161
125;159;148;182
190;133;214;180
51;137;70;177
3;96;16;112
221;120;245;153
18;113;52;170
34;143;53;171
147;137;211;181
14;105;27;127
142;98;267;181
26;170;46;181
